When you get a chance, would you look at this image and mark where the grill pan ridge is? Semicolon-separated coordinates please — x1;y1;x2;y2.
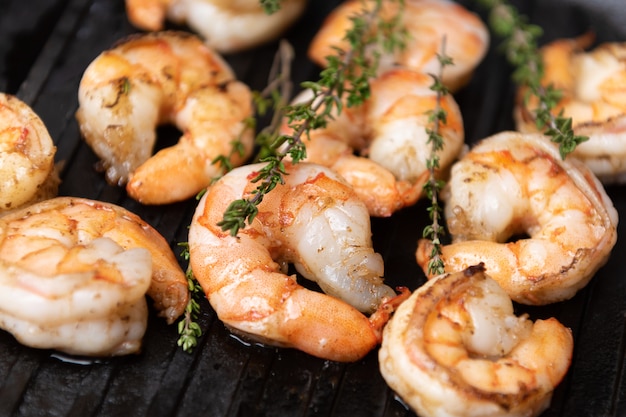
1;0;626;416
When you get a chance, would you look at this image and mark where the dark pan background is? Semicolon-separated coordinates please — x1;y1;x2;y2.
1;1;625;416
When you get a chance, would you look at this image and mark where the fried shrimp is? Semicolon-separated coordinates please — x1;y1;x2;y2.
416;132;618;305
379;264;574;417
282;68;464;217
308;0;489;92
0;93;59;214
515;33;626;183
125;0;307;53
188;162;405;361
76;31;254;205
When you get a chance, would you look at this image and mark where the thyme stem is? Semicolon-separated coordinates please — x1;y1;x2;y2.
476;0;588;158
422;37;452;277
176;243;203;353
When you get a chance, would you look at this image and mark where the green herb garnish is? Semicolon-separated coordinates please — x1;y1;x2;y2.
422;38;452;277
176;243;203;353
218;0;407;237
477;0;588;158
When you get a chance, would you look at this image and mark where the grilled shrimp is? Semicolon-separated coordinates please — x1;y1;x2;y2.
308;0;489;92
188;162;404;361
125;0;307;53
0;237;151;356
416;132;618;305
0;197;188;339
282;68;464;217
76;31;254;205
0;93;59;214
515;33;626;183
379;264;573;417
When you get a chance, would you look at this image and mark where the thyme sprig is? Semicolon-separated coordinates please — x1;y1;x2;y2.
176;243;203;353
422;39;452;277
218;0;407;236
477;0;588;159
216;40;297;236
209;41;294;187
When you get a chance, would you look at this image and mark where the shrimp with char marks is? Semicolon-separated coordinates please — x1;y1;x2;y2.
515;33;626;183
0;93;59;214
0;197;188;356
188;162;407;361
125;0;307;53
76;31;254;205
416;132;618;305
282;68;465;217
308;0;489;92
379;264;573;417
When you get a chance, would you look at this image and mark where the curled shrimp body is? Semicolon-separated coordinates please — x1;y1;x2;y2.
0;237;151;356
515;33;626;183
1;197;188;322
0;93;59;214
283;68;464;217
76;31;254;205
0;197;188;355
416;132;618;305
308;0;489;92
379;264;573;417
188;162;402;361
125;0;307;53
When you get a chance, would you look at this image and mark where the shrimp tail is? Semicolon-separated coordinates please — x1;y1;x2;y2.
125;0;169;31
368;286;411;341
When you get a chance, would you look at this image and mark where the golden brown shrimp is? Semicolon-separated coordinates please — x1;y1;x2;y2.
188;162;406;361
515;33;626;183
125;0;307;53
416;132;618;305
309;0;489;92
282;68;465;217
76;31;254;205
379;264;573;417
0;197;188;355
0;93;59;214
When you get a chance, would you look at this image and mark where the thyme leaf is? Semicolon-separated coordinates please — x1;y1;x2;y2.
476;0;588;159
210;125;252;183
259;0;282;14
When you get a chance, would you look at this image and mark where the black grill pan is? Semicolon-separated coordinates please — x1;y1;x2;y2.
1;1;625;416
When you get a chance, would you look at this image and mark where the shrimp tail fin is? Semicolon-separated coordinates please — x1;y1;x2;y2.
369;287;411;341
